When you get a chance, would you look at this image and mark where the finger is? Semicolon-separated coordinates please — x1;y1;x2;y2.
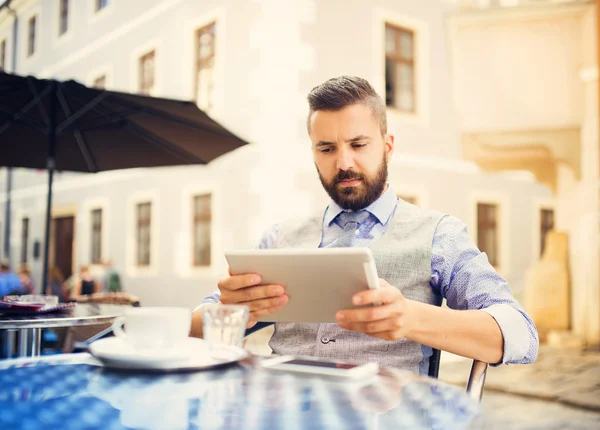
336;303;396;323
218;273;262;292
352;283;401;306
239;295;289;312
339;316;402;334
250;299;288;319
222;284;285;304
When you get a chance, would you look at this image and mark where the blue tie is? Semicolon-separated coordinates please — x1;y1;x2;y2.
329;210;370;248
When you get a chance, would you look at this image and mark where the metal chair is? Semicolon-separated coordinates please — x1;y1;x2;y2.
429;348;488;401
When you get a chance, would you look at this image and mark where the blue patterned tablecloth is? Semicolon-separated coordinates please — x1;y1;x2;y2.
0;354;479;430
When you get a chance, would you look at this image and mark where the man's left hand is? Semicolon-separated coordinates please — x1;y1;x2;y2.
335;279;415;341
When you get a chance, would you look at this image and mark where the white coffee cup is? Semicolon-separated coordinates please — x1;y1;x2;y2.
111;307;191;350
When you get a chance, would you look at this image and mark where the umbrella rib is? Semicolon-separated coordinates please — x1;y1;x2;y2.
60;109;144;133
109;96;240;140
0;109;48;133
27;77;50;126
124;121;207;164
56;86;99;172
55;91;110;134
66;96;207;164
0;84;54;136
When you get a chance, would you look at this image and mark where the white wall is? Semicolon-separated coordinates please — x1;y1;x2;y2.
450;7;585;131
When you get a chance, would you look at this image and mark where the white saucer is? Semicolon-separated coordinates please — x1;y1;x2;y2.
89;337;249;371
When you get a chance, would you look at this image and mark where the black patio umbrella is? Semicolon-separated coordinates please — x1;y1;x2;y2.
0;71;249;290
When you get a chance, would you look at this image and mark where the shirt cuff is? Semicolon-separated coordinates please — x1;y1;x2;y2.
481;303;538;366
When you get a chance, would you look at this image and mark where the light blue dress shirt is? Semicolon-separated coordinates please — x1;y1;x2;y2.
202;185;539;365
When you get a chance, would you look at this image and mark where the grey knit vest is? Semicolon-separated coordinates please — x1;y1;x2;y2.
269;198;445;374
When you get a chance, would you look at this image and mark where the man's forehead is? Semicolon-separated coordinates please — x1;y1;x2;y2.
309;105;379;138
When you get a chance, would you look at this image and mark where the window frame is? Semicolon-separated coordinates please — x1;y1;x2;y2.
27;15;37;58
476;203;499;267
130;41;162;96
469;192;510;277
532;198;555;261
138;50;156;95
95;0;109;12
90;208;103;265
184;8;225;120
135;202;152;267
372;8;430;127
0;39;6;71
126;191;159;277
384;23;416;114
21;217;29;264
194;22;216;112
192;193;212;267
58;0;69;37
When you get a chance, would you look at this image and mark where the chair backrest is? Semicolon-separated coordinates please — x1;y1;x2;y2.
429;348;488;401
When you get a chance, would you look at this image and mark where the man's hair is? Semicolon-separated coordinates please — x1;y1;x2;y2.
307;76;387;136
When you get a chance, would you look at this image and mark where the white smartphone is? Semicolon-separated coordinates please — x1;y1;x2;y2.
259;355;379;379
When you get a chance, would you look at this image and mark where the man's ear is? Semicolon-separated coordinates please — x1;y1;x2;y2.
384;133;395;162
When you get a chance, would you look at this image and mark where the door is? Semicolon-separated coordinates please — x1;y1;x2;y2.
52;216;75;281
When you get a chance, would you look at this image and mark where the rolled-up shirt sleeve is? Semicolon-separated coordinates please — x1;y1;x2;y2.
430;215;539;365
194;224;280;312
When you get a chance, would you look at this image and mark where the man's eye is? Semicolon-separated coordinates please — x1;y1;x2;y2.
320;148;333;153
352;143;366;148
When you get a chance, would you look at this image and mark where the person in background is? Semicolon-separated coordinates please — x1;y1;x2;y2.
45;267;66;302
70;266;100;299
0;260;22;297
18;264;35;295
101;259;122;293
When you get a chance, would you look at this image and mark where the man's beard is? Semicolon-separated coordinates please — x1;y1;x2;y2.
318;154;388;211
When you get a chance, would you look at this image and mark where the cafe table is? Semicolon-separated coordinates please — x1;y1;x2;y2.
0;352;481;430
0;304;127;358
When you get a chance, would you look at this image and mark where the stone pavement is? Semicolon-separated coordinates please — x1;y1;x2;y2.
439;344;600;411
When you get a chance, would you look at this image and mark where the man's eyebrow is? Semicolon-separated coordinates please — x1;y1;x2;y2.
316;135;371;147
346;135;370;143
316;140;336;147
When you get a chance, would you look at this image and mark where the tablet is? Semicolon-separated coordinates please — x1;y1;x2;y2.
224;248;380;323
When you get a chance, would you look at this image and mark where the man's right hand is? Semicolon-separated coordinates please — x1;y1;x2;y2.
217;268;288;328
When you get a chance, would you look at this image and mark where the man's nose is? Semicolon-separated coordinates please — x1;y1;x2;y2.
336;148;355;171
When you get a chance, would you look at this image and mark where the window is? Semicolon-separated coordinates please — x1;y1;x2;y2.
192;194;212;267
194;23;216;111
477;203;498;267
139;51;155;95
398;194;418;205
96;0;109;12
136;202;151;266
91;208;102;264
385;23;415;113
28;16;37;57
92;75;106;89
21;217;29;264
59;0;69;36
0;39;6;70
540;208;554;256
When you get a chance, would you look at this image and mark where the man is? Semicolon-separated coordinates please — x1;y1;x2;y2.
0;259;23;297
190;76;538;374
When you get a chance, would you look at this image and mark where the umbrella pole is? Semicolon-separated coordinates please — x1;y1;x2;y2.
42;83;57;295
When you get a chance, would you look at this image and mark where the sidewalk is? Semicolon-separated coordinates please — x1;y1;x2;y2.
439;345;600;411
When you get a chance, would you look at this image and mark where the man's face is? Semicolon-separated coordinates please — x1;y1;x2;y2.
309;104;394;211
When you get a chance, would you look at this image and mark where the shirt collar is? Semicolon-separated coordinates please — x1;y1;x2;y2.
324;184;397;226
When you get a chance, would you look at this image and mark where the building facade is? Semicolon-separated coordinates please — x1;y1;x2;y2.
0;0;554;320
